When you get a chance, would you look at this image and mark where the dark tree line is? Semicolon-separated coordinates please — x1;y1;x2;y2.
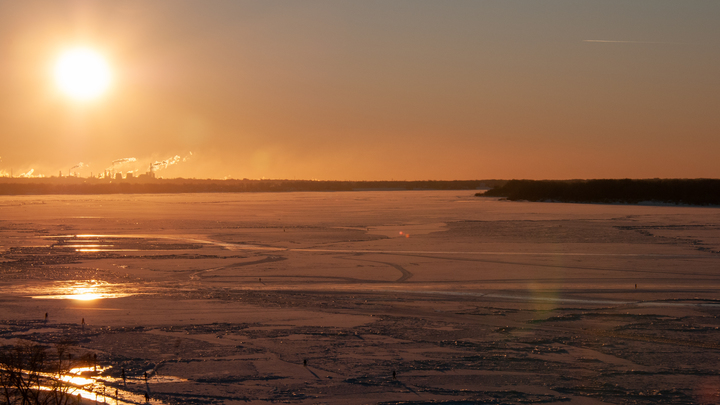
480;179;720;206
0;179;506;195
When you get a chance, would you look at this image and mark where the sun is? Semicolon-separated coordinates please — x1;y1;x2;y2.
53;47;112;101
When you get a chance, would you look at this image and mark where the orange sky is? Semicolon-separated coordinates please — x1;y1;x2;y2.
0;1;718;180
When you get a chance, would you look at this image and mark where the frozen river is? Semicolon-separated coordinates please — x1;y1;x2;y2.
1;191;719;404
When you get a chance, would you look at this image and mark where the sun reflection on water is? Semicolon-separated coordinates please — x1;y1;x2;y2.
59;366;109;386
31;365;168;404
30;280;136;300
75;248;140;252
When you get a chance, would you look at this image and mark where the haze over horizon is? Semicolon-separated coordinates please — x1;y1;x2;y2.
1;1;718;181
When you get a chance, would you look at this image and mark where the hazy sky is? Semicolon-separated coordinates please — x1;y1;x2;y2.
0;0;718;180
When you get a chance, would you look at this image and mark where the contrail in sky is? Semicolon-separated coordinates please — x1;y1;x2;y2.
583;40;682;44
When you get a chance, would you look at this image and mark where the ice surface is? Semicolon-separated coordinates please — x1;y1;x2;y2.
1;191;719;404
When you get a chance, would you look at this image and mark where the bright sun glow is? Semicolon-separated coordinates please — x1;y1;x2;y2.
53;48;112;101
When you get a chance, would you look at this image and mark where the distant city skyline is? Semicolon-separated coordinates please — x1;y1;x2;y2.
1;1;718;180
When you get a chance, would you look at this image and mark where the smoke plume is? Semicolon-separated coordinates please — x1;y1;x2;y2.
70;162;86;171
150;152;193;172
107;157;137;170
18;169;44;178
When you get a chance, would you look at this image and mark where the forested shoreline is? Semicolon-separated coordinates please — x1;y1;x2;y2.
0;178;504;195
480;179;720;206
